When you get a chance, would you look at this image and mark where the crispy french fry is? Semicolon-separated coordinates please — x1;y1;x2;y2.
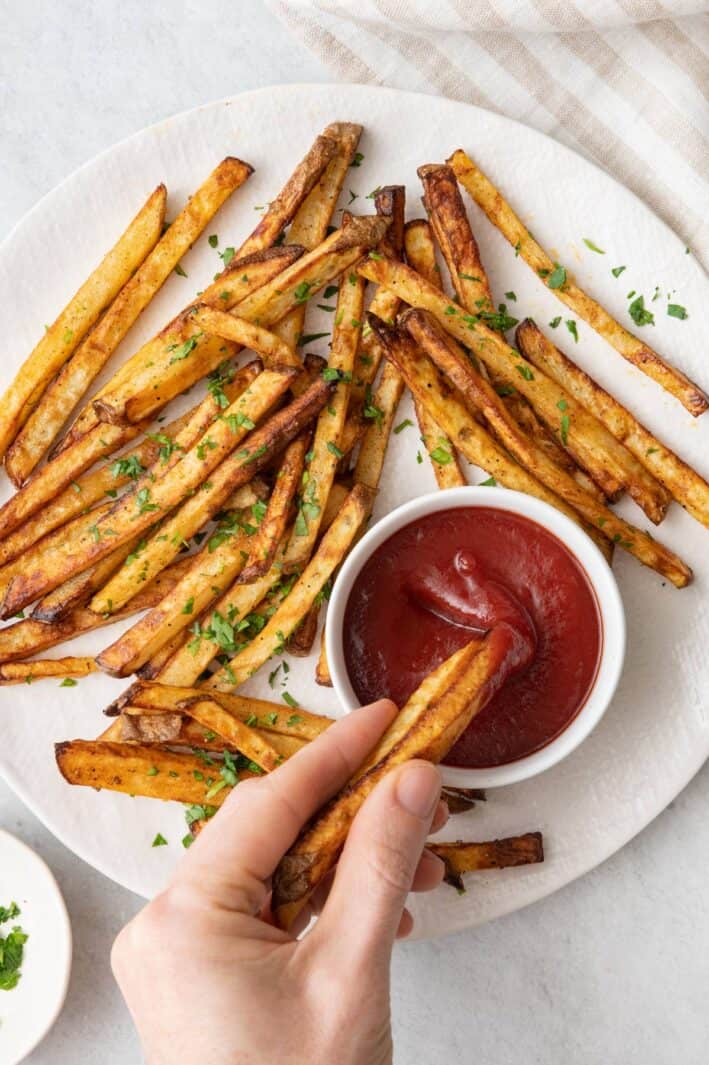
359;256;672;517
429;833;544;891
272;122;362;349
315;627;333;686
403;217;467;489
235;131;339;259
136;630;192;681
1;656;97;685
0;185;167;463
32;534;148;622
6;159;254;480
241;435;309;582
516;319;709;531
65;245;303;442
89;378;331;615
440;786;486;814
284;270;364;569
402;309;692;587
354;360;405;491
110;712;306;760
272;633;501;929
417;167;587;490
286;604;319;657
96;217;388;425
177;697;282;772
0;557;195;663
204;484;373;691
187;307;300;369
55;740;258;804
95;524;251;677
0;420;150;541
117;682;332;741
448;149;708;417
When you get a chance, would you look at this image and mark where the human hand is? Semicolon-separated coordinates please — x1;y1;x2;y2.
112;699;448;1065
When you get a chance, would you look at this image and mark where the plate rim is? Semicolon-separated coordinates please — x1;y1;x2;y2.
1;82;707;937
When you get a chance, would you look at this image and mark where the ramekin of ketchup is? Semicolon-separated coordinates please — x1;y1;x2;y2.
326;488;625;788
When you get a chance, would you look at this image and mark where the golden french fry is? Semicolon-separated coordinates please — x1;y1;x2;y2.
286;605;320;657
359;255;672;517
0;185;167;464
109;713;306;760
0;557;194;663
90;378;331;615
7;159;254;480
241;435;309;582
272;634;499;929
65;245;303;442
315;627;333;687
354;360;405;492
117;682;333;742
402;309;691;587
177;697;282;772
283;270;365;569
429;833;544;891
32;534;148;622
54;740;259;804
516;319;709;531
204;484;373;691
448;148;709;417
187;307;300;369
1;656;97;685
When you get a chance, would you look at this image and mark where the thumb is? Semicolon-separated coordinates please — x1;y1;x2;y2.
313;761;441;961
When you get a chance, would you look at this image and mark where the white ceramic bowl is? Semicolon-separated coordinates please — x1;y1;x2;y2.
326;487;626;788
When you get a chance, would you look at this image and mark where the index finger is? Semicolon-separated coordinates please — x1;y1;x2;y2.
175;699;398;914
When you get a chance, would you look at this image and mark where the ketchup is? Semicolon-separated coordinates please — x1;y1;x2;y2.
343;507;602;767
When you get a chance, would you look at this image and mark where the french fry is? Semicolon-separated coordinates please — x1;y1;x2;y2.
185;307;300;369
283;270;364;569
240;435;309;582
353;360;405;491
96;216;388;425
0;557;195;663
54;740;259;804
1;656;97;685
516;319;709;531
137;630;191;681
109;713;306;760
177;697;282;772
6;159;254;480
418;166;588;490
34;366;294;617
32;534;148;622
402;309;691;586
0;420;150;541
272;122;362;349
89;378;331;615
346;187;406;428
94;524;251;677
116;682;333;741
235;131;339;259
429;833;544;891
315;627;333;686
65;245;303;442
403;217;467;489
440;786;485;814
448;149;709;417
286;605;320;657
272;633;502;929
0;185;167;463
359;255;672;517
204;484;373;691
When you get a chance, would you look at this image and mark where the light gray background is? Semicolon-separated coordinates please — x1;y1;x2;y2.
1;3;707;1062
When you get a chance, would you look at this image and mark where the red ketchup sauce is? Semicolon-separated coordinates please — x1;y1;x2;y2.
343;507;602;767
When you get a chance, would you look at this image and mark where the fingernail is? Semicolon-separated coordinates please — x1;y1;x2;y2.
396;763;441;820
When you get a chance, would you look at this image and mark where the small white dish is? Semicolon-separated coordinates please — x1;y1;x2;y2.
326;487;626;788
0;829;72;1065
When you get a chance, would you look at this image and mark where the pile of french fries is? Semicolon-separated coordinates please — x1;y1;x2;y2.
3;121;708;922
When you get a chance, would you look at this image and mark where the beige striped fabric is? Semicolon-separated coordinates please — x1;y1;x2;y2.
267;0;709;268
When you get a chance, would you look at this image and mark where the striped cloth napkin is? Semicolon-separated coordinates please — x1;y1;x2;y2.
267;1;709;268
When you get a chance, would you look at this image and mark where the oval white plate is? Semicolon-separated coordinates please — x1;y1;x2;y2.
0;84;707;940
0;830;72;1064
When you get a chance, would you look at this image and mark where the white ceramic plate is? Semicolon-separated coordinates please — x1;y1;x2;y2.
0;84;707;940
0;830;72;1064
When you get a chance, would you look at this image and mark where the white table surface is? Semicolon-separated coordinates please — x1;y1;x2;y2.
1;3;707;1063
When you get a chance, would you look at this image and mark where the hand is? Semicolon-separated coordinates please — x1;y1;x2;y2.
112;699;448;1065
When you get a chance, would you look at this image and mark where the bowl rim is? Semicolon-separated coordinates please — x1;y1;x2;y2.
325;486;626;788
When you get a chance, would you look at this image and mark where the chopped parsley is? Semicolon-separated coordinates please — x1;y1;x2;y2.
394;418;414;434
219;247;235;267
628;295;654;327
549;316;562;329
323;285;338;299
294;281;313;304
174;263;187;277
166;333;202;364
110;454;145;481
0;906;28;991
322;367;352;383
667;303;688;320
560;413;570;446
582;238;605;254
146;432;182;464
350;151;364;168
515;363;534;381
565;320;579;342
60;678;78;688
282;692;300;710
152;833;168;847
611;265;626;278
363;386;384;427
327;440;344;459
298;332;330;346
135;488;159;514
479;476;497;487
208;234;218;248
430;444;453;465
546;263;567;290
182;598;194;615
